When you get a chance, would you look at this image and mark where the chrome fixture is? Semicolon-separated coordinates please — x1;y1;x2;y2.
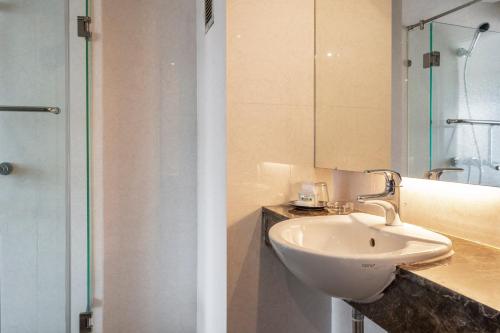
79;311;93;333
407;0;482;31
469;22;490;55
457;22;490;57
357;169;402;226
0;162;13;176
457;22;492;185
447;118;500;126
77;16;92;40
0;106;60;114
352;309;364;333
423;51;440;68
451;157;500;172
424;167;464;180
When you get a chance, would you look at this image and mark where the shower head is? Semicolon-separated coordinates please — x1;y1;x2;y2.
466;22;490;56
478;22;490;32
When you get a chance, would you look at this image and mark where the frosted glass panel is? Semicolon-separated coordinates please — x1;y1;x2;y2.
0;1;69;332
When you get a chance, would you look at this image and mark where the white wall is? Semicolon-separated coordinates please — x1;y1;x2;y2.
196;0;228;331
92;0;198;332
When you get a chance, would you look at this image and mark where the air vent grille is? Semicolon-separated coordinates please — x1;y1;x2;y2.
205;0;214;33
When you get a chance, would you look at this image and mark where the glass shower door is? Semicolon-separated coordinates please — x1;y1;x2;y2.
407;21;500;186
0;1;72;331
431;22;500;186
407;24;431;178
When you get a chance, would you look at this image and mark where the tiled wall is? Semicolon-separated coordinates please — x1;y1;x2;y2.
227;0;333;332
315;0;392;171
401;178;500;248
0;1;68;331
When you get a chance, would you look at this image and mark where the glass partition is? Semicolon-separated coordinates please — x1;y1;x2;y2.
431;22;500;186
407;21;500;187
0;0;91;331
407;25;431;179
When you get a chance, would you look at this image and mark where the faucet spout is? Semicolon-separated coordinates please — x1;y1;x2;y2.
357;191;391;202
358;199;402;226
357;169;402;225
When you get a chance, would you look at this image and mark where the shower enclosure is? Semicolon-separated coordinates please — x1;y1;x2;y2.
408;21;500;187
0;0;91;332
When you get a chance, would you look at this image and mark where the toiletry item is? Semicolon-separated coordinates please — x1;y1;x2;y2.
298;193;315;203
290;181;330;210
315;182;329;205
297;181;316;204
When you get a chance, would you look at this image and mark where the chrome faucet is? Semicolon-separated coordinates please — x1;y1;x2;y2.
424;167;464;180
357;169;402;226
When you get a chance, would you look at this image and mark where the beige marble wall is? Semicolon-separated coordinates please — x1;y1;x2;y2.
227;0;333;332
315;0;392;171
332;170;500;249
401;178;500;249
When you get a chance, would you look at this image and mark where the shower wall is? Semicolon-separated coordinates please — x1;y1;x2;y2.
432;22;500;186
0;1;68;332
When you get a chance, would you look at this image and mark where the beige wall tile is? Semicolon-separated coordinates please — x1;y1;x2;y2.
227;0;333;331
228;0;314;106
315;0;392;170
401;178;500;248
316;105;392;171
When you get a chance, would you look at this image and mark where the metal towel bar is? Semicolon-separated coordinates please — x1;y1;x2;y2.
0;106;60;114
446;118;500;126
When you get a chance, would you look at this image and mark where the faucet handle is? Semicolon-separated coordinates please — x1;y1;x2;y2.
424;167;464;180
364;169;402;186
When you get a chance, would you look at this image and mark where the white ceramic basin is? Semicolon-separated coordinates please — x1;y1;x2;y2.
269;213;453;303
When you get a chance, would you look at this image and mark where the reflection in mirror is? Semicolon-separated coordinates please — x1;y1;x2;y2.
405;0;500;186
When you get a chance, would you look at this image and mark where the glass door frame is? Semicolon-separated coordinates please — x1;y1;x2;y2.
68;0;92;331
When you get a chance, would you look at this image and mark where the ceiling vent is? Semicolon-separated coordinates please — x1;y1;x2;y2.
205;0;214;33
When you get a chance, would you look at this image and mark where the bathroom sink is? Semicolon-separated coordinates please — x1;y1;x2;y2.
269;213;453;303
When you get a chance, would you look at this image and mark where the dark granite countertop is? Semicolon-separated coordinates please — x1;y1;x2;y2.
263;205;500;332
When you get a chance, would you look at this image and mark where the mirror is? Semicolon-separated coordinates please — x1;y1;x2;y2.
314;0;393;171
405;0;500;186
315;0;500;187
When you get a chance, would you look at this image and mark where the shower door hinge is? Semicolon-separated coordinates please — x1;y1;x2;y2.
77;16;92;40
79;311;93;333
423;51;440;68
